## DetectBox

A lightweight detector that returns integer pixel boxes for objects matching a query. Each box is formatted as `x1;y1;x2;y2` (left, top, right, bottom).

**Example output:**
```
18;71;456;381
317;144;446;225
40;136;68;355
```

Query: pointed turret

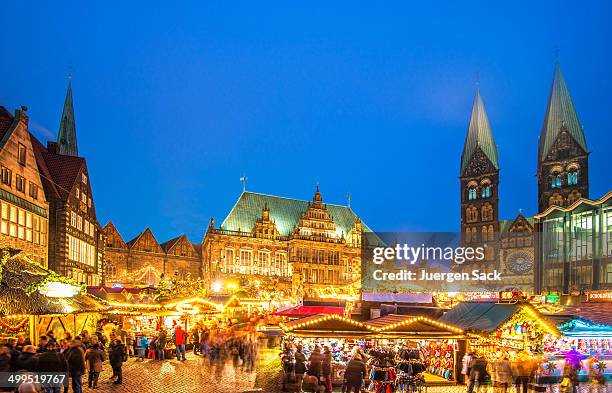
460;89;498;176
57;79;78;156
538;63;587;161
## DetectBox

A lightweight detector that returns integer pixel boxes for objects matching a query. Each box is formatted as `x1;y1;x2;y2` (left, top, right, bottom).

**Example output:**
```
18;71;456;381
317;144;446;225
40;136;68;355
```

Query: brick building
31;80;104;285
0;106;49;265
101;222;201;287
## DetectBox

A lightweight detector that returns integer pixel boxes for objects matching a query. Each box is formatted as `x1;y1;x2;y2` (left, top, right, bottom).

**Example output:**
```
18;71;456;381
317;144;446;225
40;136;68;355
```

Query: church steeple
538;63;587;161
459;88;499;263
537;64;589;212
57;78;78;156
460;88;498;176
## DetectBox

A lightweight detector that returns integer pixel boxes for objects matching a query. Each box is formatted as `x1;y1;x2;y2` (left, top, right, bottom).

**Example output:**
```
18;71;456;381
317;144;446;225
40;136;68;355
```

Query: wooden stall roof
0;251;106;315
439;301;559;336
366;314;464;337
281;314;375;337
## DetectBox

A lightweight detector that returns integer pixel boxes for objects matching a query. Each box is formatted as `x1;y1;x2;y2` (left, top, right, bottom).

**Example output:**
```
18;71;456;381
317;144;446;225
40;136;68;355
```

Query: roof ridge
243;190;350;208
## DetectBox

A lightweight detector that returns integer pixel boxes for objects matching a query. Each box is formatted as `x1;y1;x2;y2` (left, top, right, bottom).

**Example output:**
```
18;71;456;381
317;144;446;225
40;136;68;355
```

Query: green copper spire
538;63;587;161
57;78;78;156
460;88;498;175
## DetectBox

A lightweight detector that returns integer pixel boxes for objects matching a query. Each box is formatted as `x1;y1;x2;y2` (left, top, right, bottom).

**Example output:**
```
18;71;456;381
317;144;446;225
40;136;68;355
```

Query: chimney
16;106;28;126
47;142;58;154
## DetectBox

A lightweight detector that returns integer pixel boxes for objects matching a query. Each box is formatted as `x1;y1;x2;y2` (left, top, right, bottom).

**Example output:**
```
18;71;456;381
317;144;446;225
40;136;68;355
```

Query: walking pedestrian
84;343;105;389
468;354;488;393
173;325;187;361
321;346;332;393
157;329;167;360
34;341;67;393
344;353;367;393
16;345;38;372
109;339;125;385
294;345;307;393
64;340;85;393
307;345;323;380
191;328;200;355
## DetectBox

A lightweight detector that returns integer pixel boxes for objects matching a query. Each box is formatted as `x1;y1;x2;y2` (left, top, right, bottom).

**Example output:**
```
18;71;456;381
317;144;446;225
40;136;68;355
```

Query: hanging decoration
0;317;29;332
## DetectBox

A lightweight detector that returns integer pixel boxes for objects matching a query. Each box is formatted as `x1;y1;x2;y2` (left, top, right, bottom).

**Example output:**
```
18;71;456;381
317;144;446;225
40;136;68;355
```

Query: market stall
281;314;375;384
541;316;612;382
0;251;107;344
439;301;560;372
366;314;466;384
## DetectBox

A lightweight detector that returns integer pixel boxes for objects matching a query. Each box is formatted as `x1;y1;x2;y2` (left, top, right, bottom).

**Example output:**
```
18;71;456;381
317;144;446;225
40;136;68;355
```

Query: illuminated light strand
0;317;29;331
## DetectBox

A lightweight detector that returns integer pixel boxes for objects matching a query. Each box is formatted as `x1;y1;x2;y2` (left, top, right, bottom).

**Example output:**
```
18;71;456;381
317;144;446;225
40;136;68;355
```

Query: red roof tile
0;106;15;143
564;302;612;326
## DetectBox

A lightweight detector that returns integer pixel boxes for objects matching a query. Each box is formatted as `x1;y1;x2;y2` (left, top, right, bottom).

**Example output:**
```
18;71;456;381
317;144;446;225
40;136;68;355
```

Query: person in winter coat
495;357;513;393
321;347;333;393
294;345;307;393
344;354;367;393
85;343;105;389
468;355;489;393
109;339;126;385
307;345;323;379
191;328;200;355
16;346;38;372
461;352;474;385
157;329;167;360
64;340;86;393
35;342;68;393
173;325;187;361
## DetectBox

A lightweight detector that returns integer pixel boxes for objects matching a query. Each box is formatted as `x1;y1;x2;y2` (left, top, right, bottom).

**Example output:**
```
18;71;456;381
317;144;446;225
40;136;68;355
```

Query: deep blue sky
1;1;610;243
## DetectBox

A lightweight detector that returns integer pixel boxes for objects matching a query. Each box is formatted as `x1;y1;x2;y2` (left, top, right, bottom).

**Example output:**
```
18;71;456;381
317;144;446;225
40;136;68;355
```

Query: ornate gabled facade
31;135;104;286
460;89;499;263
101;224;201;287
0;106;49;265
203;189;367;298
537;64;589;213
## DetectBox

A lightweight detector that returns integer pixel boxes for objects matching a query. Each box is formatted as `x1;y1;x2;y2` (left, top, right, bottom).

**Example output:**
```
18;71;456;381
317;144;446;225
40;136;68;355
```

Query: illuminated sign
587;292;612;302
38;281;81;298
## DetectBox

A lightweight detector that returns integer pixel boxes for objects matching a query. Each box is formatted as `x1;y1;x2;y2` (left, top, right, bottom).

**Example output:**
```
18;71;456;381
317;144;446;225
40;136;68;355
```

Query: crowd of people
0;329;126;393
280;344;367;393
461;352;607;393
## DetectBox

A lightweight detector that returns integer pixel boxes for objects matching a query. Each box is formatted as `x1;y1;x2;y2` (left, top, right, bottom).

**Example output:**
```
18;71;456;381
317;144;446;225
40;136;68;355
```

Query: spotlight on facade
212;281;223;293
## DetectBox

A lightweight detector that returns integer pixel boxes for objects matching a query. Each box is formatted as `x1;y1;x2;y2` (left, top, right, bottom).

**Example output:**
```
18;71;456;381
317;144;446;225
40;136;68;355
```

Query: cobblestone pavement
83;351;610;393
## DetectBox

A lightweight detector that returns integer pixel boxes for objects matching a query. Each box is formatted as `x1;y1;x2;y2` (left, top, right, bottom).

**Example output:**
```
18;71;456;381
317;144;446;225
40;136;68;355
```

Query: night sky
1;1;610;243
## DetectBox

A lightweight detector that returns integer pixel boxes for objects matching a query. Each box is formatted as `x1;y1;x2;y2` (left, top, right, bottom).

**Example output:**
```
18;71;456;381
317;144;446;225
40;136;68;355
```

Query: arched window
481;185;492;198
468;188;477;200
487;225;495;241
551;174;563;188
567;190;582;205
549;194;564;207
481;203;493;221
466;206;478;223
567;171;578;186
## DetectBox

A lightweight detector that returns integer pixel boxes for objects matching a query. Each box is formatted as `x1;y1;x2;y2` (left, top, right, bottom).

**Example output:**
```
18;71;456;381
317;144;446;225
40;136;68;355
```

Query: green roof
460;89;498;175
538;64;587;161
220;191;371;238
439;301;520;333
57;80;78;157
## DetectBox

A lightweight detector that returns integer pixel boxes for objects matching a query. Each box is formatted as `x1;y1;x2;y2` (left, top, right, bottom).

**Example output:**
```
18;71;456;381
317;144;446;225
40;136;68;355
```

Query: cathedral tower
460;89;499;261
537;64;589;212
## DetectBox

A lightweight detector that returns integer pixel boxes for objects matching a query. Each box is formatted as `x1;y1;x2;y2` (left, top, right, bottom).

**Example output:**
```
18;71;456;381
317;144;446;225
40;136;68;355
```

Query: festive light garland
0;317;29;331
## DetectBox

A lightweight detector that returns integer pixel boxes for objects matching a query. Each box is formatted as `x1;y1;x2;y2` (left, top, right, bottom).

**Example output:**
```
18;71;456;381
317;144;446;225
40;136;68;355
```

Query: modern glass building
535;191;612;294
